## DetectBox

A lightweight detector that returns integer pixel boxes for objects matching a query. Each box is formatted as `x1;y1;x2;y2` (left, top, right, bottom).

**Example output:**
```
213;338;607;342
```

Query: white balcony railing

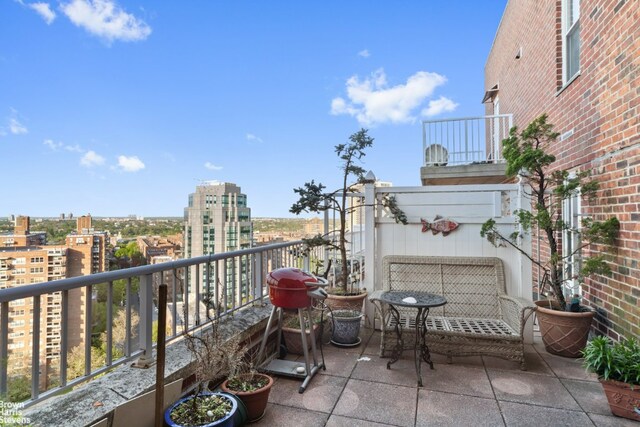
0;241;320;407
422;114;513;166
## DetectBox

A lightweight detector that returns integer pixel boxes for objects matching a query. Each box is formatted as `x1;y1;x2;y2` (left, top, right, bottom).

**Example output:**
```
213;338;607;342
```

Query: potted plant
582;336;640;421
290;129;407;346
220;368;274;423
164;319;248;427
281;309;323;355
290;129;407;311
481;114;619;357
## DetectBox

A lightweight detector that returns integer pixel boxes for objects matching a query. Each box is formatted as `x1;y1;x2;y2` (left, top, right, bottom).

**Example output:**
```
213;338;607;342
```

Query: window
14;257;26;265
13;268;25;275
30;267;44;274
563;0;580;82
562;182;581;296
30;257;44;263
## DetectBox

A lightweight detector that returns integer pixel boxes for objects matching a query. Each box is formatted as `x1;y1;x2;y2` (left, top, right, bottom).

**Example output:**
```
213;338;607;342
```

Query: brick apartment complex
485;0;639;339
0;215;107;386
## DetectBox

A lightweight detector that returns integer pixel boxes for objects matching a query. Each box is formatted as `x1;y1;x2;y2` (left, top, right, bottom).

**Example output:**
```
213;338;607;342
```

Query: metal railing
422;114;513;166
0;241;315;407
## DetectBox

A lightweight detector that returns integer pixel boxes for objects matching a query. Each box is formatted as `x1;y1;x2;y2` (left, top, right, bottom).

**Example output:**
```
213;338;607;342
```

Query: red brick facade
485;0;639;339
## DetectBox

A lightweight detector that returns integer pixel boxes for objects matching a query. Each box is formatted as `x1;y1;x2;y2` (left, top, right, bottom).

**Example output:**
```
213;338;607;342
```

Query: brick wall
485;0;639;339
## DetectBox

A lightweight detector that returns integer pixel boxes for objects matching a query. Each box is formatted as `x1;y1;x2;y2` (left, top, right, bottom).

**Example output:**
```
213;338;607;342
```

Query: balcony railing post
302;251;310;272
134;273;154;368
363;171;376;328
253;253;264;306
0;301;8;396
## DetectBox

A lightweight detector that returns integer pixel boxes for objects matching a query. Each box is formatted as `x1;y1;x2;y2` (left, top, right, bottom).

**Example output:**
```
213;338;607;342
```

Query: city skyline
1;1;506;217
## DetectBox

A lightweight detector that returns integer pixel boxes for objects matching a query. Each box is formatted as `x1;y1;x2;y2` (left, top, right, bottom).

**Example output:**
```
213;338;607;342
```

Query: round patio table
374;291;447;386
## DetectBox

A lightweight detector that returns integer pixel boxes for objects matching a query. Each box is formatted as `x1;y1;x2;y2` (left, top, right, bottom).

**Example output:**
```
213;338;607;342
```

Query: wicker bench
370;256;536;369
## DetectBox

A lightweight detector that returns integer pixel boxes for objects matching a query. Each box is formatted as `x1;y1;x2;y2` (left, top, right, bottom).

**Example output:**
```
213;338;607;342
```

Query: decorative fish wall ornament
421;216;459;236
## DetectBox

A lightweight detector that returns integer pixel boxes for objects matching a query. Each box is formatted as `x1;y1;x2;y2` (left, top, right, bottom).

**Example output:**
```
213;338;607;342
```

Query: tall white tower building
184;182;252;307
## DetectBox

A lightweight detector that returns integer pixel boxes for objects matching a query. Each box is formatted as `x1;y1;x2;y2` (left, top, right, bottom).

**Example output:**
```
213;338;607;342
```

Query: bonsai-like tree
290;129;406;294
481;114;619;310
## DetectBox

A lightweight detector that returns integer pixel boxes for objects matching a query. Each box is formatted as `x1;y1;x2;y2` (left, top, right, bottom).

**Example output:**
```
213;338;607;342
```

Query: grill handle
305;276;329;287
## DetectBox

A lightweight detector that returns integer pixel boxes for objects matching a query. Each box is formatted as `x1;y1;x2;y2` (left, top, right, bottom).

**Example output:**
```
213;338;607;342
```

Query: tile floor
253;329;639;426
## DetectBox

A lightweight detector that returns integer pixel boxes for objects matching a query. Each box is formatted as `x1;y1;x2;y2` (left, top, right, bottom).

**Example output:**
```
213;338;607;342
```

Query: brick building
0;215;107;388
485;0;639;339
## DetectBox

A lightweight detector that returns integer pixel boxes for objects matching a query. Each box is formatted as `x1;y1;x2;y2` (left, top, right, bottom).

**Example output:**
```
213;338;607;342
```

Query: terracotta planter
325;290;367;312
221;373;273;422
600;379;640;421
535;300;594;357
282;323;321;355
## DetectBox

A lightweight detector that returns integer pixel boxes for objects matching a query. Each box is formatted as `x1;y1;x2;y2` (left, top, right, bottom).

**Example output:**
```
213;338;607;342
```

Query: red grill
267;268;326;309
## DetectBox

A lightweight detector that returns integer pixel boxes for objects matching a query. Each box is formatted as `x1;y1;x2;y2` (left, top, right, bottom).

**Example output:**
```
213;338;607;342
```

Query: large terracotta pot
535;300;594;357
221;373;273;422
600;379;640;421
325;290;367;312
282;323;321;355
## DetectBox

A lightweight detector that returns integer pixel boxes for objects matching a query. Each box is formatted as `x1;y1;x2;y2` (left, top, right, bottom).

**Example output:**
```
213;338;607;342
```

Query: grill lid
267;268;320;289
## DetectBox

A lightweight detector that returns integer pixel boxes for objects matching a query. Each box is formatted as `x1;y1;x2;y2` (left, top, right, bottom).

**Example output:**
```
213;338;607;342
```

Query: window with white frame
562;184;581;296
563;0;581;82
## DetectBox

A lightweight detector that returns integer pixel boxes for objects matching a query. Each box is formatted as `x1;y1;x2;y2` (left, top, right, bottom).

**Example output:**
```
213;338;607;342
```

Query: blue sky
1;0;507;218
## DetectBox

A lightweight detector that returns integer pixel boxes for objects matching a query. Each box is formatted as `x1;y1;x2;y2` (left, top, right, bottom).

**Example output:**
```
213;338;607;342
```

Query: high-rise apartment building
184;182;252;306
0;215;107;388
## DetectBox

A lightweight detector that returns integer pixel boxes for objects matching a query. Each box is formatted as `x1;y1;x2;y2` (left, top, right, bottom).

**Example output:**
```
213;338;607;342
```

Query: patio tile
488;369;581;410
319;346;362;378
416;390;504;427
333;379;416;427
536;351;598;381
268;373;347;413
362;331;382;356
252;403;329;427
499;401;594;427
561;379;611;415
421;363;494;398
482;351;554;376
326;414;396;427
351;354;421;387
588;413;640;427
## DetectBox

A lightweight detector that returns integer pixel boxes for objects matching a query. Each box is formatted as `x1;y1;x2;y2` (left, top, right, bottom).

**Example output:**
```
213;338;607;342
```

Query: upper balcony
421;114;513;185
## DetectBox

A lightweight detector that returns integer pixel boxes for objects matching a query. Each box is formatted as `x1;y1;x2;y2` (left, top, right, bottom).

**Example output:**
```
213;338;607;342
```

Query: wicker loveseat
370;256;536;369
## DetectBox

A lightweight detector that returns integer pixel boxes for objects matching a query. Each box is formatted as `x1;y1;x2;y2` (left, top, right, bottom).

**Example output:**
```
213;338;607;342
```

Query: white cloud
29;2;56;24
44;139;85;153
80;150;105;167
61;0;152;43
330;68;448;126
117;155;145;172
204;162;223;171
9;117;28;134
421;96;459;117
246;133;263;143
64;144;83;152
358;49;370;58
43;139;62;150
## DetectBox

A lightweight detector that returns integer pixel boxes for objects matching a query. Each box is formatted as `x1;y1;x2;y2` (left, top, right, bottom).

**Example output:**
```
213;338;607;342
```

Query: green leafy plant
582;336;640;385
481;114;619;310
290;129;407;294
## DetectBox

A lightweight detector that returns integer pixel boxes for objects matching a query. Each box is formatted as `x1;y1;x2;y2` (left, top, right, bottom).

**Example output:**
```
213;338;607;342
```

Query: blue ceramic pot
164;392;238;427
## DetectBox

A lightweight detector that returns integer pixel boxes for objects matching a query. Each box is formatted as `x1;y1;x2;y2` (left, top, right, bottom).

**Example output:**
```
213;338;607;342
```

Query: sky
1;0;507;218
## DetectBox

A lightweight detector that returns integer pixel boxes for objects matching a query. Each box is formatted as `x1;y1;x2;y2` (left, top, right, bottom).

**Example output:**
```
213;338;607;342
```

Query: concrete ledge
421;163;510;185
24;303;273;427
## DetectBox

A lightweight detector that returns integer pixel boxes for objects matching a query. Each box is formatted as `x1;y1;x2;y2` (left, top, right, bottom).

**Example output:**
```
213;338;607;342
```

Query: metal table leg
414;307;432;387
386;304;404;369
